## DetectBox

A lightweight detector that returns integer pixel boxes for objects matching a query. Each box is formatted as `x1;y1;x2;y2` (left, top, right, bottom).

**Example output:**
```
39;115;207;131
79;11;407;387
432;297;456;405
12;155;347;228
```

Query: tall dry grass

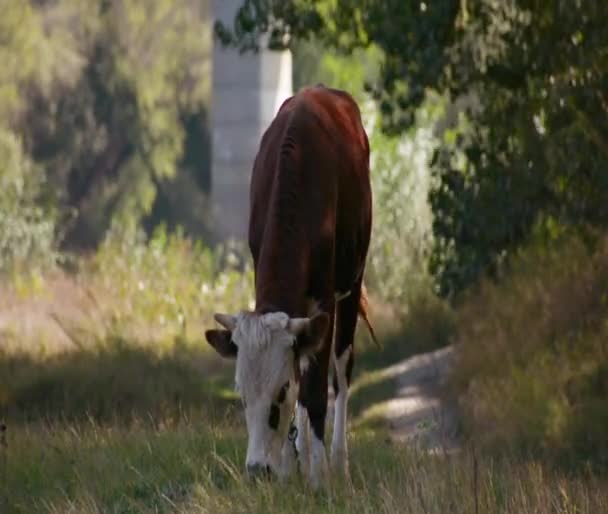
2;215;607;512
0;224;254;355
452;232;608;468
4;420;608;514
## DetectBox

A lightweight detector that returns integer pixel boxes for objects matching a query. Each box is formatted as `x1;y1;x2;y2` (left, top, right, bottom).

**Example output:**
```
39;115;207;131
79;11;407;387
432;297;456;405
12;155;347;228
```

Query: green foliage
88;222;254;342
292;39;382;98
429;0;608;295
452;232;608;468
0;1;86;122
215;0;459;131
0;226;253;357
0;129;57;274
293;39;443;310
0;0;212;253
218;0;608;297
366;102;440;306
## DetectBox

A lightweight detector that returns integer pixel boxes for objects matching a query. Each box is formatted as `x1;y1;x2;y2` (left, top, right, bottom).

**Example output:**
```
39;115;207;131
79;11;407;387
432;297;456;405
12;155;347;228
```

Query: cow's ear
205;329;238;358
291;312;330;356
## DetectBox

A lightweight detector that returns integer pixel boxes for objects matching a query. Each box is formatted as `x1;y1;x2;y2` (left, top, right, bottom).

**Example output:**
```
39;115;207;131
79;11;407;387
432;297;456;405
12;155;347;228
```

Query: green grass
0;337;236;425
2;317;607;513
2;230;607;513
4;417;608;513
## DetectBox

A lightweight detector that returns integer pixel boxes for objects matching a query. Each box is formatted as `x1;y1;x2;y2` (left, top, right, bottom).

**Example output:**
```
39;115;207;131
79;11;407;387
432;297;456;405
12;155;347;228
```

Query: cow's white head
205;310;329;479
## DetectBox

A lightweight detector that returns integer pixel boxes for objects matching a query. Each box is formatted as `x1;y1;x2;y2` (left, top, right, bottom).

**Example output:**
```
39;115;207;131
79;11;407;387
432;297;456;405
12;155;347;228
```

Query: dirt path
383;345;460;453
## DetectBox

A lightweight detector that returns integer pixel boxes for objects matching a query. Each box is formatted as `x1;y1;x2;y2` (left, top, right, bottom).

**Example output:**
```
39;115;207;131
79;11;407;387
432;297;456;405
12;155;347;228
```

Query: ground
2;287;607;512
384;345;459;452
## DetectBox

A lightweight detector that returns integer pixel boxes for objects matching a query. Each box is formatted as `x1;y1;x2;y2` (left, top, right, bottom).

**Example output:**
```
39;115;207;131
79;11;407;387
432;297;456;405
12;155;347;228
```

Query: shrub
0;221;254;355
365;102;439;310
85;222;254;344
0;129;57;275
452;231;608;468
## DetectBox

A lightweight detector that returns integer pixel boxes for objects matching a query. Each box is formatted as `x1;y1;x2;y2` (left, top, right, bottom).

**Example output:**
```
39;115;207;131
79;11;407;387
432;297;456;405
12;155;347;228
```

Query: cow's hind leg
331;281;360;478
294;400;310;477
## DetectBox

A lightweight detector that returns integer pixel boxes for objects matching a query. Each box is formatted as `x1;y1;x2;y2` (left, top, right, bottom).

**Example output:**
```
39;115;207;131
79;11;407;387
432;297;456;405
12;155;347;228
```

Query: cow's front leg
294;402;310;477
299;379;329;489
331;345;352;478
331;279;361;480
307;400;329;489
299;329;333;488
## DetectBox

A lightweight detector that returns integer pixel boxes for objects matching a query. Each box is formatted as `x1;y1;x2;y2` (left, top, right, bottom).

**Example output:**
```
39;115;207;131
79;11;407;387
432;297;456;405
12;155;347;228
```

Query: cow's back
249;86;371;314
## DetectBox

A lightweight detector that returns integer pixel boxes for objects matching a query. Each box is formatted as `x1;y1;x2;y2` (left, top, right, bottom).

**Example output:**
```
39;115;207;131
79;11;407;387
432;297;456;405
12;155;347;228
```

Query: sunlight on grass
2;227;607;513
353;401;394;430
4;418;608;514
349;365;403;428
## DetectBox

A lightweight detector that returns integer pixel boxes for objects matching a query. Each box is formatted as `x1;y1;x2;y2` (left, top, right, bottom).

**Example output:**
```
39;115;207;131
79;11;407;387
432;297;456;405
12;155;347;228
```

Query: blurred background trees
217;0;608;297
3;0;606;298
0;0;212;270
8;0;607;301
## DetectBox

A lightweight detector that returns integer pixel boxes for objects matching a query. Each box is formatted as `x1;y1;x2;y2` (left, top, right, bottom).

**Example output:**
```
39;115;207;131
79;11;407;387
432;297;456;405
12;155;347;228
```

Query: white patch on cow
231;311;298;475
244;399;281;470
331;346;351;477
294;402;310;478
299;356;310;374
310;431;328;489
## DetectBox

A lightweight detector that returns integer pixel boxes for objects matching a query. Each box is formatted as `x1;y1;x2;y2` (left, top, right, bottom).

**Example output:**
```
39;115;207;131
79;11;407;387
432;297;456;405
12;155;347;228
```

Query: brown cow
205;85;374;488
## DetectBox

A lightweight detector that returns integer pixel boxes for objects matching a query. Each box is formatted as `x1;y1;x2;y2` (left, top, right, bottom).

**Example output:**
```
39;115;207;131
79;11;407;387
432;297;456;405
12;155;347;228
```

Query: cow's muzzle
246;462;273;481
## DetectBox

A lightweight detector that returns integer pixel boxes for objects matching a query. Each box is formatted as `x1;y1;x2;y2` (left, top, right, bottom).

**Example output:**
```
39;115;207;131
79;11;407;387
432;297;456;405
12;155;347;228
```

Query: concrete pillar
211;0;293;241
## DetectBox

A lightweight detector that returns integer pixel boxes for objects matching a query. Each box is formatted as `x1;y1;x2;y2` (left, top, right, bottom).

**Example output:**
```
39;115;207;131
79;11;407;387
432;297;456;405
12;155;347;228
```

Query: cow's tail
358;283;380;347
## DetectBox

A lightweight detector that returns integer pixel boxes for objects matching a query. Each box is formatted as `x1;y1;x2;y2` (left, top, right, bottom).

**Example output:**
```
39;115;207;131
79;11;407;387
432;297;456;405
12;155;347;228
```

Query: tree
216;0;608;296
1;0;213;252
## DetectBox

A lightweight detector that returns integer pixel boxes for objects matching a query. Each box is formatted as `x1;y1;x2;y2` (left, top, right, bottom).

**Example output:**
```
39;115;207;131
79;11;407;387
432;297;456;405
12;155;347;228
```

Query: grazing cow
205;85;375;488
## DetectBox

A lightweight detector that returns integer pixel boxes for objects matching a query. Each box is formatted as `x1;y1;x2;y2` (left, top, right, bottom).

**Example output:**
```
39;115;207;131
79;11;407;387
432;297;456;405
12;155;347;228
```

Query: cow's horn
214;313;237;331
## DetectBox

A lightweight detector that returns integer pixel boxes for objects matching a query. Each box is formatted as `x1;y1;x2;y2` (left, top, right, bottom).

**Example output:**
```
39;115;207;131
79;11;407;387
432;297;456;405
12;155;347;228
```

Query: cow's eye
277;381;289;404
268;404;280;430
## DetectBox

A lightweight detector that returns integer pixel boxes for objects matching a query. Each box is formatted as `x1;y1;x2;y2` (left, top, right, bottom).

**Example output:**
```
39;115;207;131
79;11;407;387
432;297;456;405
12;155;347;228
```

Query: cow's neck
253;126;311;317
254;224;309;318
254;256;308;317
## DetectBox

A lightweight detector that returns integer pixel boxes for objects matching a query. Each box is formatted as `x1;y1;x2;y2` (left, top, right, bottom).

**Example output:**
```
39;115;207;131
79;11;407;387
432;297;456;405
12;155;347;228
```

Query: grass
0;225;254;354
4;417;608;513
0;337;236;425
2;303;606;513
2;230;607;513
451;232;608;469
